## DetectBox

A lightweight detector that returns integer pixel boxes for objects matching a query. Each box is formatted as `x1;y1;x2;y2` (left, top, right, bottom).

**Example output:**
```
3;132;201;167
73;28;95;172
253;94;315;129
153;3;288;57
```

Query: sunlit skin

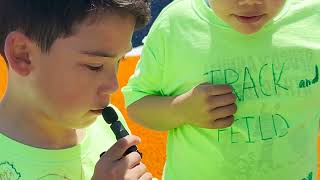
209;0;286;34
0;12;135;149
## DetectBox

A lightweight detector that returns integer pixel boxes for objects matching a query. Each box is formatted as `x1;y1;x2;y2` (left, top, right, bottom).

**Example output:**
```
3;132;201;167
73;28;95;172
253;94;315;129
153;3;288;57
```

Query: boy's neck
0;92;86;150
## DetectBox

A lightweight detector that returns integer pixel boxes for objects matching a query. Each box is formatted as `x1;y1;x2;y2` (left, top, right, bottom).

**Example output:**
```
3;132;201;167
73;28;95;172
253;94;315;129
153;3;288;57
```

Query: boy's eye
85;64;104;72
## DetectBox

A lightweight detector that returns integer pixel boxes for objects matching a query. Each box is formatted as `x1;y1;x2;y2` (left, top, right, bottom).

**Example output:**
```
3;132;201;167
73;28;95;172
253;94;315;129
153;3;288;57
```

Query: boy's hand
92;135;153;180
172;83;237;129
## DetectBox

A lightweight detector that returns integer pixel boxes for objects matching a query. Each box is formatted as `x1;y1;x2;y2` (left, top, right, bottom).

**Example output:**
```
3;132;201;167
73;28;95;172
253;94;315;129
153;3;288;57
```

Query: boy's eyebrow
81;46;133;58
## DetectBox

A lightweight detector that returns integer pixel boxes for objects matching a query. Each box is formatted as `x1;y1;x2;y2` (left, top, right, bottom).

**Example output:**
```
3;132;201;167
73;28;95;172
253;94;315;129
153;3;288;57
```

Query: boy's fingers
139;172;153;180
207;93;236;109
103;135;141;161
199;83;233;96
211;115;234;128
130;163;148;179
120;151;142;169
209;103;237;119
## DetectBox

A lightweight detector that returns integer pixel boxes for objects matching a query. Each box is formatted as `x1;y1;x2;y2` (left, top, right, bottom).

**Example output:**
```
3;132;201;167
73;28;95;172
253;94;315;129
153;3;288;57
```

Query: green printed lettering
224;68;241;101
258;115;272;141
242;67;259;101
244;116;255;143
312;65;319;84
231;120;241;144
272;115;278;137
305;79;312;87
272;114;290;137
216;113;290;143
299;65;319;89
301;171;313;180
0;162;21;180
217;128;228;143
272;63;288;93
259;64;271;96
299;80;306;88
204;70;221;84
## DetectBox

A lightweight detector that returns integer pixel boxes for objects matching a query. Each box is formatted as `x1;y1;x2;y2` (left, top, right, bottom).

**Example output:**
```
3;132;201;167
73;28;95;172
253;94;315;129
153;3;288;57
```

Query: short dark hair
0;0;151;60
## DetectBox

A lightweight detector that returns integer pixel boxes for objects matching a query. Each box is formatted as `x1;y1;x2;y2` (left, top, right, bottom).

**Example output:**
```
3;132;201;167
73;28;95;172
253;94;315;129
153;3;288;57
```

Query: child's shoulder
289;0;320;11
291;0;319;5
159;0;192;14
148;0;201;36
153;0;196;24
278;0;320;24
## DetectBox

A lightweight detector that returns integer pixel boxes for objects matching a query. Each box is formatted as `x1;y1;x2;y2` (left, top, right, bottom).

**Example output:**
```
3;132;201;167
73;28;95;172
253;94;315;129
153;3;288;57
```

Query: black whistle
100;106;142;158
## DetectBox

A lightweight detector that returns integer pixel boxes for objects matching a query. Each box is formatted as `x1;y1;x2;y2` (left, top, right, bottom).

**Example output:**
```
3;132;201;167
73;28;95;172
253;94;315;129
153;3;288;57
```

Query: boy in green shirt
0;0;153;179
123;0;320;179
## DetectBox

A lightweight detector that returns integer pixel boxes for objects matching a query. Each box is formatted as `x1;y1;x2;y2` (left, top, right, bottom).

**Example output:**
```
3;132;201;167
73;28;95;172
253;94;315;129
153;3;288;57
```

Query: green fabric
0;105;129;180
122;0;320;179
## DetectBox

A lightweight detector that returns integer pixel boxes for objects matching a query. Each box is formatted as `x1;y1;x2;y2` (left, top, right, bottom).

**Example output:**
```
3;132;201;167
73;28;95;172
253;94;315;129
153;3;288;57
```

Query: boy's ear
4;31;34;76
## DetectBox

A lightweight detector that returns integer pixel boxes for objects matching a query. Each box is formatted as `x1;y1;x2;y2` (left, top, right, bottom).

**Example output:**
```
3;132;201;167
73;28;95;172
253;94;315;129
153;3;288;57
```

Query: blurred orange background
0;55;319;179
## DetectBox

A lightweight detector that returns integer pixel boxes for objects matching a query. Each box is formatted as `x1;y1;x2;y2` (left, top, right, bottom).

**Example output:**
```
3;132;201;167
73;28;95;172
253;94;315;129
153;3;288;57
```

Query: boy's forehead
54;12;134;56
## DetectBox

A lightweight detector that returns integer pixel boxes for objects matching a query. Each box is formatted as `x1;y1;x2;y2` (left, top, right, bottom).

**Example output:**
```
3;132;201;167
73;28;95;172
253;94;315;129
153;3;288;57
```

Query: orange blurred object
0;56;8;101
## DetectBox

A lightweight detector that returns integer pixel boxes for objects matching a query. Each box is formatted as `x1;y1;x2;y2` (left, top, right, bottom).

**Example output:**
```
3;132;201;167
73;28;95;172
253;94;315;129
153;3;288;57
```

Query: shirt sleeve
122;22;167;108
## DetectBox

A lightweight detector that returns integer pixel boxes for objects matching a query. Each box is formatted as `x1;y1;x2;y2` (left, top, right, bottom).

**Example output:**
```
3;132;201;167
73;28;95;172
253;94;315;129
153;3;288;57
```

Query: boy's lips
234;14;265;23
90;109;104;114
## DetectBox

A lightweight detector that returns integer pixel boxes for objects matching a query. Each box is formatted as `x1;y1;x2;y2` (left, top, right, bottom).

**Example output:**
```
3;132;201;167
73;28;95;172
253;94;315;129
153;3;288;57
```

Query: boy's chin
65;117;98;129
238;28;262;34
234;25;264;35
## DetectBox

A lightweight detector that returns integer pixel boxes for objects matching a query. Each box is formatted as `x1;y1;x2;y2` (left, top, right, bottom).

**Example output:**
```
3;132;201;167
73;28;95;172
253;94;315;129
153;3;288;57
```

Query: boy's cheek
44;91;89;114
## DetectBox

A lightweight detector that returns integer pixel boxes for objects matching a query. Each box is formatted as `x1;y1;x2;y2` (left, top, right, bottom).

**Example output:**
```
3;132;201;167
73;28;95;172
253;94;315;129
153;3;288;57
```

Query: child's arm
127;83;237;131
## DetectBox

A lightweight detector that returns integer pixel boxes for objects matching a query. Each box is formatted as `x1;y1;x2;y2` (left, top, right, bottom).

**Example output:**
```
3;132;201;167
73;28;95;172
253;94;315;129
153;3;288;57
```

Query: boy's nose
98;76;119;96
238;0;263;5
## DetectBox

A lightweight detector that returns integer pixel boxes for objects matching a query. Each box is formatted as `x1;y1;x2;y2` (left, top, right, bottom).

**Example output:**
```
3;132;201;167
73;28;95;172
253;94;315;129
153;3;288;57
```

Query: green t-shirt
122;0;320;179
0;105;129;180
